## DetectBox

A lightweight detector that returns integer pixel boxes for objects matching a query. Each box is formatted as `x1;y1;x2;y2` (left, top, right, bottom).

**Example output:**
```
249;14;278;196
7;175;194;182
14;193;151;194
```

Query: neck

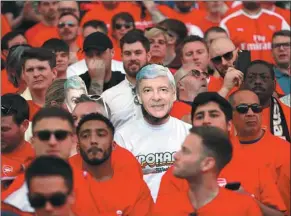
187;173;219;210
31;90;46;107
42;17;58;27
126;75;136;86
179;91;197;103
164;46;176;65
261;98;271;108
57;71;67;79
277;66;290;76
104;68;112;83
237;128;264;142
206;12;221;23
83;159;113;182
68;40;79;52
243;7;261;15
262;4;275;11
150;56;165;65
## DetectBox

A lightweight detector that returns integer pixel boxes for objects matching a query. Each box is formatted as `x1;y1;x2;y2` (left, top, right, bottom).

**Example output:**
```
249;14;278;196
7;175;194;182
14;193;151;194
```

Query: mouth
33;80;43;85
47;150;60;156
253;87;265;92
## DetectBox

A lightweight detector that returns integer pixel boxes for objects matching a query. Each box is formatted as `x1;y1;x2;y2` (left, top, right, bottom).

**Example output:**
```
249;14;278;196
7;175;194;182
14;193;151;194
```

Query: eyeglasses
1;105;17;115
235;103;262;114
272;42;291;49
114;23;132;30
33;130;73;141
58;21;77;28
28;192;69;209
211;51;234;65
181;69;209;81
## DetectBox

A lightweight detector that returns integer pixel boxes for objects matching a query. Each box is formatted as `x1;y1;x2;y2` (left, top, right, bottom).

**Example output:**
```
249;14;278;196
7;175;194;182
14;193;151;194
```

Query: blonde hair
45;79;67;107
144;28;170;42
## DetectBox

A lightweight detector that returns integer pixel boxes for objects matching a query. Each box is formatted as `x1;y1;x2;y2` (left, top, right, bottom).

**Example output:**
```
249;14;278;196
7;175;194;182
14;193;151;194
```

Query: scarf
270;97;290;142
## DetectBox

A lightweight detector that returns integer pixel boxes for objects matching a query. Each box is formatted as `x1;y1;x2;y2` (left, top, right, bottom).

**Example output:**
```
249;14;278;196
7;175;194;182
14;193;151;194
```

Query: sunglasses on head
114;23;132;30
34;130;72;141
28;192;69;209
235;103;262;114
1;105;17;115
211;51;234;65
58;21;76;28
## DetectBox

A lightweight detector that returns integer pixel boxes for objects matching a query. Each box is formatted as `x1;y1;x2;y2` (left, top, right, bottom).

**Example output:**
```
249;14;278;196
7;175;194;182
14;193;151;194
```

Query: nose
245;107;255;116
279;45;285;51
202;115;211;126
48;134;58;146
221;57;228;66
90;133;98;145
152;90;161;101
44;201;54;212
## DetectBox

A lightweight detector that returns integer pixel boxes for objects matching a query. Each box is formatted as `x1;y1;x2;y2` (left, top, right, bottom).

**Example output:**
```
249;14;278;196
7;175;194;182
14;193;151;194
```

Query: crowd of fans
1;1;290;216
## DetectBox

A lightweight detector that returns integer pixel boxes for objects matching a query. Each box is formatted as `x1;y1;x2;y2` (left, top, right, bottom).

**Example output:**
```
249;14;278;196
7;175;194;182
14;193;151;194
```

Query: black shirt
80;71;125;92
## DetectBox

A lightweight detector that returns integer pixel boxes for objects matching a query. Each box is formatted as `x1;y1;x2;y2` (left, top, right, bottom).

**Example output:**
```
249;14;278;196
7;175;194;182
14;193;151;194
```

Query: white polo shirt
114;117;191;202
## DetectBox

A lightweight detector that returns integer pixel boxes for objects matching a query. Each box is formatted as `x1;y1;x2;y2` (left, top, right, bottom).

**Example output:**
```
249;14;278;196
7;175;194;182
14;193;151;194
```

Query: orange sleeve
1;69;19;96
1;15;11;38
170;101;192;120
27;100;42;121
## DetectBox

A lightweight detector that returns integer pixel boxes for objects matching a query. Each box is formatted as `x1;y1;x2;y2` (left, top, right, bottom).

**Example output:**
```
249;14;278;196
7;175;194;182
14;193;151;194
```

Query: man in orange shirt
25;1;59;47
22;48;57;121
155;126;262;215
220;2;290;63
261;2;290;25
73;112;153;215
1;94;35;191
156;92;287;216
243;60;290;142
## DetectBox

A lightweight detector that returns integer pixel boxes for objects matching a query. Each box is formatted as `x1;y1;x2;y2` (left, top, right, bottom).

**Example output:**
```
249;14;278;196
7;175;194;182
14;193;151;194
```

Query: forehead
234;91;259;105
33;118;72;131
73;102;103;115
210;40;234;57
30;176;67;192
183;133;203;151
247;64;272;76
194;101;224;114
1;115;16;125
24;59;50;68
206;31;227;42
122;42;145;52
80;119;110;131
273;35;290;43
183;41;207;52
150;33;166;41
59;1;78;8
59;15;78;22
66;88;85;96
139;76;171;88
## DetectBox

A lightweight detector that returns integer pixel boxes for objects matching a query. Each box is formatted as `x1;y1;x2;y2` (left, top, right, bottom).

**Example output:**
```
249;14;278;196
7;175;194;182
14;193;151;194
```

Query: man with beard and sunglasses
243;60;290;142
101;30;150;130
114;64;191;202
220;1;290;63
73;113;153;215
25;156;77;216
229;89;290;215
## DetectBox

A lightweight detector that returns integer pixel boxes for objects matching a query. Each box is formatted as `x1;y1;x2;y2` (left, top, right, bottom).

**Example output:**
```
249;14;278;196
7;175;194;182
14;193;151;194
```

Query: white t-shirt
101;78;143;130
66;59;125;78
114;117;191;202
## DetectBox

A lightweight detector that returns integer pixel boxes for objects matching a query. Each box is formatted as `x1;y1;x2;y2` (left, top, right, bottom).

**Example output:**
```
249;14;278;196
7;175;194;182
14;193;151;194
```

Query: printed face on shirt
244;63;275;104
173;133;207;178
232;90;262;137
31;118;74;160
23;59;57;92
113;18;134;41
182;41;210;72
122;41;150;79
55;51;69;75
1;115;26;153
58;14;79;43
72;102;107;128
149;33;167;61
29;175;74;216
192;102;231;133
64;88;87;113
38;1;59;21
209;38;238;77
272;35;290;68
78;120;113;166
138;76;176;123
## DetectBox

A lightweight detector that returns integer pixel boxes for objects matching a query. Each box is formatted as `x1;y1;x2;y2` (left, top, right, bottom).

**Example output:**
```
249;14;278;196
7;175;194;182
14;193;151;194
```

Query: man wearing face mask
114;64;191;202
220;1;290;63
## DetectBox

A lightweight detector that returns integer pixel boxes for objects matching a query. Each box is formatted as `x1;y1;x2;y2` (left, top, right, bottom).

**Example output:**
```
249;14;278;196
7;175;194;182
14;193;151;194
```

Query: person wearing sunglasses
209;37;244;98
171;64;208;123
57;12;82;65
111;12;135;62
155;92;286;216
1;94;35;191
243;60;290;142
229;89;291;216
271;30;290;97
25;156;77;216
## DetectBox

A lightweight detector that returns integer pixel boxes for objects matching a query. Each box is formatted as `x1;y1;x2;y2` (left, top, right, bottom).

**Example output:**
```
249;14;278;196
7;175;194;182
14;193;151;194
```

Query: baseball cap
83;32;113;53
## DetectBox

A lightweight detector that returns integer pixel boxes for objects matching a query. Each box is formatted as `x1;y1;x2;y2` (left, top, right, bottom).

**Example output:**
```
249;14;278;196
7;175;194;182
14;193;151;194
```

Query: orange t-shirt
208;76;238;97
261;99;291;140
1;15;11;38
170;101;192;120
69;142;143;178
220;9;290;63
154;185;262;216
27;100;42;121
1;69;19;96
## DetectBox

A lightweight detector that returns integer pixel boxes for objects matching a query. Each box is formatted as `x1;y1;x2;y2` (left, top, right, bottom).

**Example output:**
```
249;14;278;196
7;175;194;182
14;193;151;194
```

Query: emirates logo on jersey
3;165;13;176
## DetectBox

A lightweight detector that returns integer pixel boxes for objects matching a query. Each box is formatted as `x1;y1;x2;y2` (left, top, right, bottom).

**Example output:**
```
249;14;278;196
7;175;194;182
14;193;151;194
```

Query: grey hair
45;79;67;107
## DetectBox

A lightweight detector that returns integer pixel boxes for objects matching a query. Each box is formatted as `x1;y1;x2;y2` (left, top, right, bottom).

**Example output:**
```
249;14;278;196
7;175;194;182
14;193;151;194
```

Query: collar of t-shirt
141;116;173;131
239;130;265;145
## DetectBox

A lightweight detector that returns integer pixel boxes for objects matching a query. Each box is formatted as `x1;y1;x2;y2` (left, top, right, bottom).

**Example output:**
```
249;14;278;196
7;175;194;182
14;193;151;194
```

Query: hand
86;58;106;81
223;67;244;90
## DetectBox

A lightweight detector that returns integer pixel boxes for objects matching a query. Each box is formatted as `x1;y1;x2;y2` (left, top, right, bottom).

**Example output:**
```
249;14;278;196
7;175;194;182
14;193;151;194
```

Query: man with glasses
243;60;290;142
271;30;291;96
1;94;35;191
25;156;77;216
170;63;208;123
229;89;290;215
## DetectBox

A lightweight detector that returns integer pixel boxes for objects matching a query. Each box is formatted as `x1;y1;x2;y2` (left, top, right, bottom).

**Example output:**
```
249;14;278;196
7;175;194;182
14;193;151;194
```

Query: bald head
209;37;236;59
229;90;260;108
58;1;80;18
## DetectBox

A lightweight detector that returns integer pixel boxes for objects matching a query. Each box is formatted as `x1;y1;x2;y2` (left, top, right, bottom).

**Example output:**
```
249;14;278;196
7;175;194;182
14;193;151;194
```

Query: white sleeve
281;19;290;30
114;131;127;149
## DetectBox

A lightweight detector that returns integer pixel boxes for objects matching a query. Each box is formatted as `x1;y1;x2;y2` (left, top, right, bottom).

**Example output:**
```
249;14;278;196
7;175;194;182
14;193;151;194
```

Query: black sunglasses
114;23;132;30
1;105;17;115
58;21;76;28
211;51;234;65
28;192;69;209
235;103;262;114
181;69;209;81
34;130;72;141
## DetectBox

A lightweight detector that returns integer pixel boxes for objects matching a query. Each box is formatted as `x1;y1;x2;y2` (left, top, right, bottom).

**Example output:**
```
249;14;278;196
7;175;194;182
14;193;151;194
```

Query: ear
167;36;176;45
146;52;151;62
67;192;75;205
52;67;57;80
227;120;233;133
200;157;216;172
20;119;30;133
137;94;142;104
